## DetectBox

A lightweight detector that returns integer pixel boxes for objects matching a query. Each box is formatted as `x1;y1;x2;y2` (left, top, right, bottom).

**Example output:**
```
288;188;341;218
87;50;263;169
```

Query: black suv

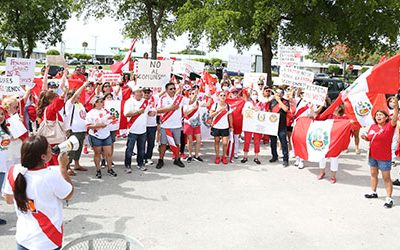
313;77;347;100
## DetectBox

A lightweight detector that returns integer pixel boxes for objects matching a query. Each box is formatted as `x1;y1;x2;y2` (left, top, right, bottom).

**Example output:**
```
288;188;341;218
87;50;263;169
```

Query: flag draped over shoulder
293;117;351;162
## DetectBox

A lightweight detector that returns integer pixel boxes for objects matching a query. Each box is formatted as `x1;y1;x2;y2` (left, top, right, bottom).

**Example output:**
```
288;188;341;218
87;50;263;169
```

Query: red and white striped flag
292;117;352;162
165;128;179;157
227;132;235;162
111;37;138;74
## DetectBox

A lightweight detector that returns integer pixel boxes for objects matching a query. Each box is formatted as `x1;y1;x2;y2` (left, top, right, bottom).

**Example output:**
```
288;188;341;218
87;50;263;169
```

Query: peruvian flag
345;92;387;127
165;128;179;157
344;54;400;95
202;70;217;95
293;117;352;162
110;37;138;74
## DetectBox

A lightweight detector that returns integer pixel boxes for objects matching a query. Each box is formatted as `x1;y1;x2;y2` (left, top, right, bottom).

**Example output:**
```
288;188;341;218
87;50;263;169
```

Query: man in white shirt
143;87;157;165
156;82;188;169
123;85;150;173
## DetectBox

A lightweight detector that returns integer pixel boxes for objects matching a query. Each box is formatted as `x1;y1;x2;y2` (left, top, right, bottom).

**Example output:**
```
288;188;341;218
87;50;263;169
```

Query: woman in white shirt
0;105;12;225
3;135;73;250
85;95;117;178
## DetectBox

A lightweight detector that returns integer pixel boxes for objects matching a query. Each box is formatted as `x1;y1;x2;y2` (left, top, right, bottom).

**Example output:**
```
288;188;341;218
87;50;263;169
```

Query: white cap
131;85;143;92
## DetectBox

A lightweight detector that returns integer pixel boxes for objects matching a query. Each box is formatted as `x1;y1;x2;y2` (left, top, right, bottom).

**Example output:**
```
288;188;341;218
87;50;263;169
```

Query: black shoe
269;158;278;163
283;161;289;167
107;168;117;177
241;158;248;163
101;159;106;169
187;157;193;163
112;161;115;166
193;156;203;162
0;218;6;225
96;170;102;179
156;159;164;169
254;158;261;165
384;200;394;209
174;159;185;168
393;179;400;186
365;193;378;199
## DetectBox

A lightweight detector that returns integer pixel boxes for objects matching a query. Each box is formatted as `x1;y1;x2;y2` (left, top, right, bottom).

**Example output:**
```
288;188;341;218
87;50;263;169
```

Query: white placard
173;60;205;75
302;84;328;106
279;67;314;87
278;45;301;67
46;55;65;65
5;58;36;87
242;110;280;136
243;73;268;88
199;107;212;141
7;114;28;139
228;55;252;73
104;100;121;131
136;59;172;87
0;76;24;97
102;73;121;83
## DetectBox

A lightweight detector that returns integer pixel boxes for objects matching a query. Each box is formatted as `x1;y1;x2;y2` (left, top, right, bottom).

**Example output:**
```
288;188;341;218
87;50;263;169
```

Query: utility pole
93;35;98;59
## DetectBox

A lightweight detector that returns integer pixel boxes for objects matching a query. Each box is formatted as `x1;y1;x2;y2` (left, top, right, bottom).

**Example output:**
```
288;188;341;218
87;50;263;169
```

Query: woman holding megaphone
3;135;73;250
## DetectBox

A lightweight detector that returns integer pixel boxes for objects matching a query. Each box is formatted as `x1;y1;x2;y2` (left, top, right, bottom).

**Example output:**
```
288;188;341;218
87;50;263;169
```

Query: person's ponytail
14;174;28;212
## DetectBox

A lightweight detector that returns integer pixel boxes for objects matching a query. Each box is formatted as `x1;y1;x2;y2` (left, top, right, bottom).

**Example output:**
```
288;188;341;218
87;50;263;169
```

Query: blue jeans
145;126;157;160
125;132;146;167
270;129;289;162
17;243;61;250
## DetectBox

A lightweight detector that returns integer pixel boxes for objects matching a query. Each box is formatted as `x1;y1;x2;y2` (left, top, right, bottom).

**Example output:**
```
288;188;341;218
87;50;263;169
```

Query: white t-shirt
124;98;149;134
64;99;87;132
0;127;11;173
85;108;111;139
3;165;72;250
158;94;188;129
211;103;231;129
183;101;201;127
146;96;157;127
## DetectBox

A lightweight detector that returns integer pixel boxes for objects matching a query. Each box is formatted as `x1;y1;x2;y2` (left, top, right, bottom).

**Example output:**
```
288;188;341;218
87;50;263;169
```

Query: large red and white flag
292;117;352;162
110;37;138;74
166;128;179;157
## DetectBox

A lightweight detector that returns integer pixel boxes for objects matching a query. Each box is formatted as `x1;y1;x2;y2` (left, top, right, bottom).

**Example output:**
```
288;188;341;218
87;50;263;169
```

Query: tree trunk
259;34;273;86
150;29;158;59
18;39;25;58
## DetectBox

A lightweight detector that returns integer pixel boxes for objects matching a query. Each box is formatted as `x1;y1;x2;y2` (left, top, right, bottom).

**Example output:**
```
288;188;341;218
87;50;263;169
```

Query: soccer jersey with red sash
211;103;230;129
4;165;72;249
183;101;199;125
159;94;186;129
125;98;149;134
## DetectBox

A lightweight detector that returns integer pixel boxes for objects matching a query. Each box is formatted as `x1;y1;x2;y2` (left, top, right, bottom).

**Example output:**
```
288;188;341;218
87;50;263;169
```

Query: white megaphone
52;136;80;155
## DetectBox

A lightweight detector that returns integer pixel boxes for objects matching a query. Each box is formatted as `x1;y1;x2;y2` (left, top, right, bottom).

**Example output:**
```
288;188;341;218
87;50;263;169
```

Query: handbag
37;108;66;145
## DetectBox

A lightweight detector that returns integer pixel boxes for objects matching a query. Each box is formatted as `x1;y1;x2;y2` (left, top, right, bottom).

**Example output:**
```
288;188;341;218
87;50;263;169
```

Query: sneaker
222;156;228;165
294;158;299;167
101;159;106;169
83;146;89;155
187;157;193;163
0;218;6;225
137;165;147;171
107;168;117;177
125;167;132;174
298;161;304;169
384;200;394;209
364;193;378;199
145;159;154;166
193;156;204;162
215;157;220;164
254;158;261;165
180;153;187;159
393;179;400;186
241;158;248;163
112;162;115;167
156;159;164;169
96;170;102;179
174;159;185;168
283;161;289;167
269;158;278;163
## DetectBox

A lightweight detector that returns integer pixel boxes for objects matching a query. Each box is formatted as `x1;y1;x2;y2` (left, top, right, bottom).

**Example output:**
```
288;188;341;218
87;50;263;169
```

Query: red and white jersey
211;103;231;129
158;94;188;129
3;165;72;249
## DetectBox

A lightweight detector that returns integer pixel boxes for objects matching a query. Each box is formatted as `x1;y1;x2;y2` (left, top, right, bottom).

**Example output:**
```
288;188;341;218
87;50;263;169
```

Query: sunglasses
144;91;151;94
168;88;176;91
189;92;196;95
258;83;264;86
219;94;226;97
264;89;271;92
232;92;238;94
104;85;111;88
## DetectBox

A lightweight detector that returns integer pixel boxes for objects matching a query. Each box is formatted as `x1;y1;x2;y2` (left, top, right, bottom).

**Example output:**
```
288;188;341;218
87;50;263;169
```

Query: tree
0;0;72;58
75;0;186;59
82;41;88;54
46;49;61;55
175;0;400;85
327;65;340;76
113;54;124;61
171;48;206;55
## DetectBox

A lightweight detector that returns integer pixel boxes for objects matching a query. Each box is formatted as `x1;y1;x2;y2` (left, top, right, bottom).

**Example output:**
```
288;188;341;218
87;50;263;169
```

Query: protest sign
242;111;280;136
46;55;65;65
278;45;302;67
104;100;121;131
279;67;315;87
5;58;36;87
228;55;252;73
302;84;328;106
7;114;28;139
0;76;24;97
199;107;213;141
136;59;172;87
243;73;268;88
102;73;121;83
173;60;205;75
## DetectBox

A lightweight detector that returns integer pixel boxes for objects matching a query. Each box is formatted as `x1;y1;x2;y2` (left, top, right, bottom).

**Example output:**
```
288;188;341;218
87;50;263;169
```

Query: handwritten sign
228;55;252;73
243;73;268;88
102;73;121;83
173;60;205;75
279;67;315;87
0;76;24;97
242;110;280;136
5;58;36;87
278;45;302;67
302;84;328;106
136;59;172;87
46;55;65;65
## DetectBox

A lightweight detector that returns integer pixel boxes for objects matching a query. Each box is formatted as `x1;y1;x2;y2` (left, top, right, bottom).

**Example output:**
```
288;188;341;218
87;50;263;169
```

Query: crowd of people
1;54;400;248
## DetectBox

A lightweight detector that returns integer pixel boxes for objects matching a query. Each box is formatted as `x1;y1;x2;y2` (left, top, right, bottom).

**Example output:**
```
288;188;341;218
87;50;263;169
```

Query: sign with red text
279;67;315;87
0;76;24;97
278;45;302;67
136;59;172;87
5;58;36;87
302;84;328;106
102;73;121;83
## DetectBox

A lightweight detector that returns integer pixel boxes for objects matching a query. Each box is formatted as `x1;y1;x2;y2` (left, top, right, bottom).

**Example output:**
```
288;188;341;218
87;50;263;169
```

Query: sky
43;16;261;60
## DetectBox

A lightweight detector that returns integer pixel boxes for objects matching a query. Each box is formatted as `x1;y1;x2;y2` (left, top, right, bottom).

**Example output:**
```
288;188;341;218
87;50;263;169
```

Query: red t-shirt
70;73;87;82
368;122;395;161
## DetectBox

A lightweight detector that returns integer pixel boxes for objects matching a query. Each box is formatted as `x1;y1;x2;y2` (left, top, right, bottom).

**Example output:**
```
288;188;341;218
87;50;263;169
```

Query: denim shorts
89;135;112;147
368;157;392;171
